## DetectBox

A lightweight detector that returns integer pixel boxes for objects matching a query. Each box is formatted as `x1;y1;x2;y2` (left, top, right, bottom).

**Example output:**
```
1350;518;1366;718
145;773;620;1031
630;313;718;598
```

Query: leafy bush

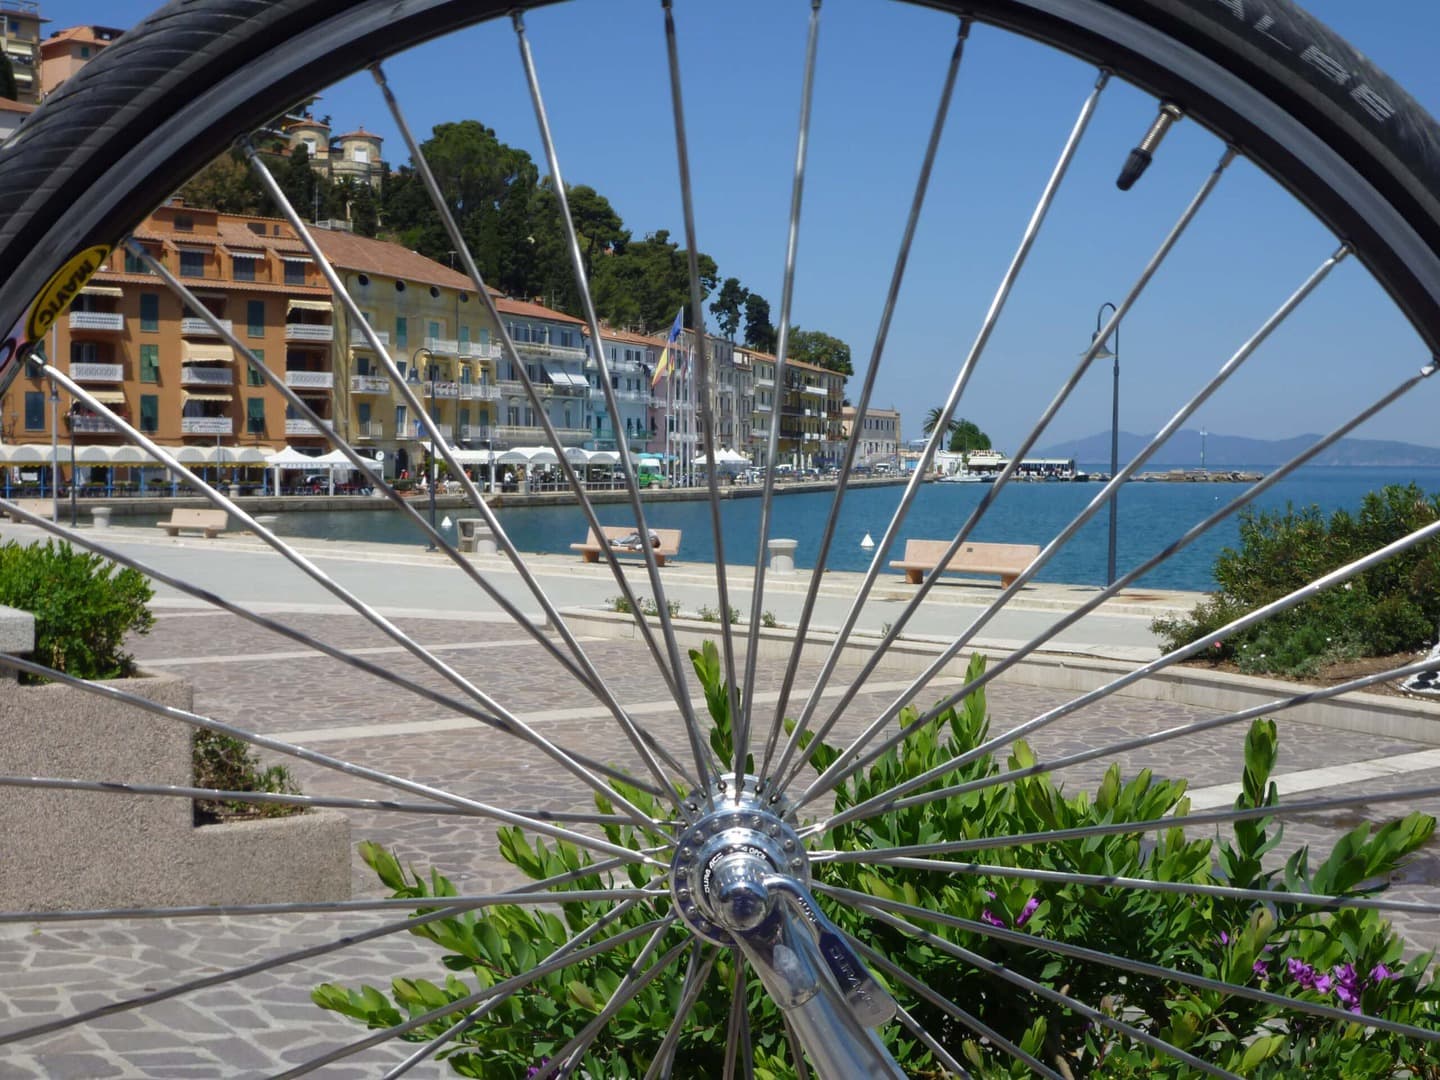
315;646;1439;1077
0;539;154;682
1153;484;1440;676
697;604;741;624
191;730;303;824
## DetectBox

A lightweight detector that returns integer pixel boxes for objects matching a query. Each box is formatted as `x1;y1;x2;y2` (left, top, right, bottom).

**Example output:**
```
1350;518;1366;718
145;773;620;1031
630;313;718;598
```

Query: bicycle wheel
2;1;1440;1076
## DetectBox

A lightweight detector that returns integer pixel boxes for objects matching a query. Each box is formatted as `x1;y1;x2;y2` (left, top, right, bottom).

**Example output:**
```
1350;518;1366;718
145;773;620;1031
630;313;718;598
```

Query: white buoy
860;532;875;549
441;515;453;529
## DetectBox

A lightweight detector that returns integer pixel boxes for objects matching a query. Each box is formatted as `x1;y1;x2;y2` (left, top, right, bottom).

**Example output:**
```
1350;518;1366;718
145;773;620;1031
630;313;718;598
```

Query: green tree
787;327;853;376
272;144;327;222
0;52;17;102
948;418;991;453
591;229;716;333
743;292;777;352
922;406;955;438
710;277;749;341
178;150;269;215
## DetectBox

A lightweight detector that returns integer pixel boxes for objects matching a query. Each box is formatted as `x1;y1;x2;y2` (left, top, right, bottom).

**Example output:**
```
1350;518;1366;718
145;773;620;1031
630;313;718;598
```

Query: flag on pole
651;307;684;387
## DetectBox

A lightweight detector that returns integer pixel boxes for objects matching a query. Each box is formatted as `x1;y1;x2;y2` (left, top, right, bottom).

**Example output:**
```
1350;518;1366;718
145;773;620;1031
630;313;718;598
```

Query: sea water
257;466;1440;592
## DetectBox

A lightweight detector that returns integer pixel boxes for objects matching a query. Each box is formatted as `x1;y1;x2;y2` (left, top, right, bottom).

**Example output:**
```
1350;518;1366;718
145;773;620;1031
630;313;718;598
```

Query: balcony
804;383;827;395
285;323;334;342
459;341;501;359
285;370;335;390
425;381;461;399
70;415;120;434
180;367;234;386
461;383;499;401
285;418;332;437
69;311;124;332
460;424;491;442
180;317;233;336
423;336;459;356
513;339;588;363
71;362;123;382
493;425;590;448
350;375;391;394
354;420;385;439
181;416;233;435
351;329;390;347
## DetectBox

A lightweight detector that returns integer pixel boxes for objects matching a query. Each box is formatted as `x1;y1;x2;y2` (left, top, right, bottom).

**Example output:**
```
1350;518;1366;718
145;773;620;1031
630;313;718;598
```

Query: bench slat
889;538;1038;586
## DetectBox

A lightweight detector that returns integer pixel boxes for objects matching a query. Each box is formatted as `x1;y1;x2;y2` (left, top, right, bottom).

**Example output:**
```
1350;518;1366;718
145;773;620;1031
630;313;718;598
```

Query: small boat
940;472;989;483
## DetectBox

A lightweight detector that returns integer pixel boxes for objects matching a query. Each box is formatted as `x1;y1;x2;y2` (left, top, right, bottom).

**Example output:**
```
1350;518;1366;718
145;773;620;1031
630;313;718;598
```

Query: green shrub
315;645;1439;1076
0;539;154;682
191;730;303;824
1153;484;1440;676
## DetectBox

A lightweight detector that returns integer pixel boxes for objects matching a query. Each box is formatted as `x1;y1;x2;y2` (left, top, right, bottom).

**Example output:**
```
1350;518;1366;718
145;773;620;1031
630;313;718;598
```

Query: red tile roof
492;295;584;325
310;229;477;291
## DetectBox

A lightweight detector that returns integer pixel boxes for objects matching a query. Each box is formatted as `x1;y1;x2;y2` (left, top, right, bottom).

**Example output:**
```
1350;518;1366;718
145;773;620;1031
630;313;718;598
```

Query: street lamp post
66;406;78;527
413;347;439;551
1092;302;1120;586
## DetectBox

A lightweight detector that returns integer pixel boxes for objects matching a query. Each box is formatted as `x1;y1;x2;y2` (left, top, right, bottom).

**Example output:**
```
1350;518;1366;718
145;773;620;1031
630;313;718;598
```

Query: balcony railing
69;311;124;332
285;323;334;342
460;341;501;359
180;367;234;386
425;381;461;399
180;317;233;336
71;362;123;382
513;340;588;363
355;420;385;439
351;329;390;347
285;417;332;437
460;424;491;442
69;415;120;434
285;370;335;390
461;383;500;401
423;336;458;356
181;416;233;435
492;425;590;448
350;375;391;394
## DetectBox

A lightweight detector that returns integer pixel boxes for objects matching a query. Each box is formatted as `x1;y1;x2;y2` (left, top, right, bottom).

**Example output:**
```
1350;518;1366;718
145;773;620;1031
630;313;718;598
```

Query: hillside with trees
176;119;849;375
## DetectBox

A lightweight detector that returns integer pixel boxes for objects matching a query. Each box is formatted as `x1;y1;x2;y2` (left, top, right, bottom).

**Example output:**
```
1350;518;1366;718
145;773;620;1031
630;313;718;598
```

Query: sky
38;1;1440;450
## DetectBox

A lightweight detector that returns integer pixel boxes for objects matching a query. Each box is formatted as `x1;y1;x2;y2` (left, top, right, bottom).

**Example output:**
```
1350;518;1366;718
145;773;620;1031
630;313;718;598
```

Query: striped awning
182;341;233;363
287;299;332;313
86;391;127;405
280;255;313;264
227;249;264;259
181;391;232;403
80;286;123;298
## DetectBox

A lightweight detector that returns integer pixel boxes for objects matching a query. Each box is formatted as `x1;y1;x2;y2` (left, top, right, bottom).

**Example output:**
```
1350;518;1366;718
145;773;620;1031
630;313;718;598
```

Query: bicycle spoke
643;943;717;1080
820;652;1440;831
274;916;673;1079
383;897;652;1079
740;0;824;738
757;15;971;785
795;237;1343;807
506;20;716;792
661;0;744;779
0;652;661;867
894;1005;972;1079
802;505;1440;827
529;923;685;1080
812;780;1440;858
723;948;755;1080
240;148;694;811
2;499;672;800
824;884;1440;1044
0;903;473;1047
767;69;1112;791
849;934;1061;1079
841;897;1240;1077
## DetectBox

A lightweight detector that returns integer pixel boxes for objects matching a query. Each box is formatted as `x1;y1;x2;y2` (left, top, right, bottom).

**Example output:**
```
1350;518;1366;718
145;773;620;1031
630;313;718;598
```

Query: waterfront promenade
3;521;1440;1076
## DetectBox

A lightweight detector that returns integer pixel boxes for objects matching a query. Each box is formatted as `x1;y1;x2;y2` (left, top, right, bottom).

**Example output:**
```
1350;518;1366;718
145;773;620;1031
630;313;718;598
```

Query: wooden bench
3;498;55;523
157;508;229;539
889;538;1039;588
571;526;682;567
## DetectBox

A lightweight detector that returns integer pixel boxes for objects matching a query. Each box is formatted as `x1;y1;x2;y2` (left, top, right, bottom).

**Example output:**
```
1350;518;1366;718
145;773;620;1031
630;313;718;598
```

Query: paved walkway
1;523;1437;1076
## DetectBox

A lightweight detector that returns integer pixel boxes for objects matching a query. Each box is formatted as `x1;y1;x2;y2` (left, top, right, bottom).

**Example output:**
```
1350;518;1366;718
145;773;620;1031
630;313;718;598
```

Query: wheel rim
1;1;1439;1076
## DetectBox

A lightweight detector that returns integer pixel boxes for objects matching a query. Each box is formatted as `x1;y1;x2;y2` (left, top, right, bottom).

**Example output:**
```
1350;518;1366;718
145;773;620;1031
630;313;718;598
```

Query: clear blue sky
42;1;1440;450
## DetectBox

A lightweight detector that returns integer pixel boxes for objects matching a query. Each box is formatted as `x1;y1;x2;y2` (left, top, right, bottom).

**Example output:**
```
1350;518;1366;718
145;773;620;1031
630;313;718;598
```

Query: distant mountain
1035;429;1440;468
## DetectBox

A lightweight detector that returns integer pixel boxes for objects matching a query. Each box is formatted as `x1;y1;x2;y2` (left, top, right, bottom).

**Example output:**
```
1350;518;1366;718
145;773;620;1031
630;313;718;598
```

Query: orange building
38;23;122;99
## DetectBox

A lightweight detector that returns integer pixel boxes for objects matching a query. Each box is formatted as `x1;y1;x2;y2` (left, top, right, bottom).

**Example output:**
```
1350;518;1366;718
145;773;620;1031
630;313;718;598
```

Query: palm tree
922;406;957;439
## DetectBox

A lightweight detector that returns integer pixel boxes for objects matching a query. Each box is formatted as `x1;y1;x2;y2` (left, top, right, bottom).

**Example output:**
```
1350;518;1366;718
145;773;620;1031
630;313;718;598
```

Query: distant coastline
1039;428;1440;469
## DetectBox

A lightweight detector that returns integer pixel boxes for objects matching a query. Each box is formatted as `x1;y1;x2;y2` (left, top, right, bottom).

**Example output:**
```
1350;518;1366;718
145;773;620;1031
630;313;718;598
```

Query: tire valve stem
1117;103;1183;190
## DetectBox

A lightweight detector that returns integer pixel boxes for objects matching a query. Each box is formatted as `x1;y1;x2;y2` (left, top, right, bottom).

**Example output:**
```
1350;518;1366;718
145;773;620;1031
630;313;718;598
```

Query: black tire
2;0;1440;352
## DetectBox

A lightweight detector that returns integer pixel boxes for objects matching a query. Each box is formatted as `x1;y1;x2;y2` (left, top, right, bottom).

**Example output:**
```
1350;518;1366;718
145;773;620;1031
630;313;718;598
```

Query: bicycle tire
2;0;1440;358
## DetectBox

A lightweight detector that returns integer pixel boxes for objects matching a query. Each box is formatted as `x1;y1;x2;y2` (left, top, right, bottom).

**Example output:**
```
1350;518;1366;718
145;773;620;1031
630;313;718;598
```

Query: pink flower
1371;963;1397;982
1253;960;1268;977
980;909;1006;929
1015;897;1040;928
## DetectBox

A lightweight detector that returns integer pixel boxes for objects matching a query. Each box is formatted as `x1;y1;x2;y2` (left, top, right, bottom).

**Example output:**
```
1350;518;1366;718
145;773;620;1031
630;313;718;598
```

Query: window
179;250;205;277
139;293;159;331
428;321;441;340
458;326;469;346
232;256;255;282
139;395;159;434
479;327;489;346
283;261;306;286
395;317;408;349
247;300;265;337
394;404;408;435
353;147;370;164
23;392;44;431
124;248;154;274
396;361;406;381
357;402;371;425
459;407;469;429
70;342;99;365
80;45;90;58
246;397;265;434
139;344;159;383
246;347;265;386
174;215;194;232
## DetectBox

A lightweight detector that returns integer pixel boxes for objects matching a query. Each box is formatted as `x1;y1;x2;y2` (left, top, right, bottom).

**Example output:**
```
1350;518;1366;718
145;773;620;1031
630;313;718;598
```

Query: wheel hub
669;774;808;946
